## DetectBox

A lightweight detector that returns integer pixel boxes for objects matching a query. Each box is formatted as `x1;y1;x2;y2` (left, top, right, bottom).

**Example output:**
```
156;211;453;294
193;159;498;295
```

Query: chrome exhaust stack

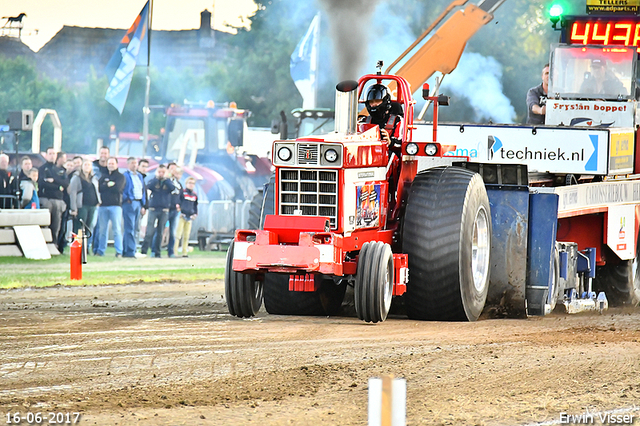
334;80;359;135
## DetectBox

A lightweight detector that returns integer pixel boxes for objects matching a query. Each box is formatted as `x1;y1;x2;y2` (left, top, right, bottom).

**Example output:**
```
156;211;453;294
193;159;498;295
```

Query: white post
96;138;103;156
368;375;406;426
188;133;199;169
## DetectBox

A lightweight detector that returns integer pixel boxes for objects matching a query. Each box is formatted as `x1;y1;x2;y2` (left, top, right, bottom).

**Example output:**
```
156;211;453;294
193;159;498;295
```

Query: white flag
290;13;320;109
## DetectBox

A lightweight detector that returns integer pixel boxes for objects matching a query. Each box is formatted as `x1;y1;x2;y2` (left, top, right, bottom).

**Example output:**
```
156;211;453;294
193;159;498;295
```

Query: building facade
1;10;229;85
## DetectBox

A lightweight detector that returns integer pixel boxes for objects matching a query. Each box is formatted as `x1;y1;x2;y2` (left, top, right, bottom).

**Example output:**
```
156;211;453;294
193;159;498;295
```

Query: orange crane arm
386;1;505;94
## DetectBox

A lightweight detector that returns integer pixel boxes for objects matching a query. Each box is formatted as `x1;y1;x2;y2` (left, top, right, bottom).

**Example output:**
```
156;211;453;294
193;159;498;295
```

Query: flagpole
311;13;320;109
142;0;153;159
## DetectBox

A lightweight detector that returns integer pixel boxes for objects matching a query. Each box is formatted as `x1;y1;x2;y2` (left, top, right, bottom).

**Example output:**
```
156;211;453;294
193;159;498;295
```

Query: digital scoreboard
568;18;640;46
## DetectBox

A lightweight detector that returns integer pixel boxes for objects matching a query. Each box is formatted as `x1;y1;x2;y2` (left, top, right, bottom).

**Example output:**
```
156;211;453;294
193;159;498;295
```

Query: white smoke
364;3;416;77
437;52;516;124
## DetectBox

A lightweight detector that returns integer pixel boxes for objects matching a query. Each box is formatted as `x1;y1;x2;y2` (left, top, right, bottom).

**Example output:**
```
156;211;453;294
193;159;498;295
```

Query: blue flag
290;13;320;109
105;1;150;114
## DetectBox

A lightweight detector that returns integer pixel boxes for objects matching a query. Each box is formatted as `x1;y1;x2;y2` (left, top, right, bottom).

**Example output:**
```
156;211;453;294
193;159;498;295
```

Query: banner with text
413;123;610;175
546;99;634;128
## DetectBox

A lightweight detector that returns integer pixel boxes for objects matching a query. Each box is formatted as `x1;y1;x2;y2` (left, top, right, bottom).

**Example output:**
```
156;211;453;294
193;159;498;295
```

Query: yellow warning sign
609;129;634;174
587;0;640;14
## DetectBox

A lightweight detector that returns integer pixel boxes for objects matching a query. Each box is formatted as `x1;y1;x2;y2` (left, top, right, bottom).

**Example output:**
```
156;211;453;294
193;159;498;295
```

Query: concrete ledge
0;227;54;244
0;229;15;244
0;244;23;257
0;210;51;227
42;228;53;243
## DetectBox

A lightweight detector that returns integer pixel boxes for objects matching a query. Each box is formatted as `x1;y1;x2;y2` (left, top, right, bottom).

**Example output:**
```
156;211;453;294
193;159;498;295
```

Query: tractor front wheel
355;241;394;323
225;241;263;317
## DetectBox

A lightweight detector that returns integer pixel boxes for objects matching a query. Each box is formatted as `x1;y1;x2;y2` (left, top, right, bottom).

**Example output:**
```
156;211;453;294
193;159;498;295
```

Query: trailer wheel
402;167;491;321
632;257;640;306
263;273;345;316
355;241;394;323
593;231;640;307
630;256;640;306
594;259;640;306
225;241;263;317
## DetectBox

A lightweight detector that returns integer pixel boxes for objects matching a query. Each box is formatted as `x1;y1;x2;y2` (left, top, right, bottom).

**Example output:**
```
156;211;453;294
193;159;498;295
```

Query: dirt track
1;280;640;426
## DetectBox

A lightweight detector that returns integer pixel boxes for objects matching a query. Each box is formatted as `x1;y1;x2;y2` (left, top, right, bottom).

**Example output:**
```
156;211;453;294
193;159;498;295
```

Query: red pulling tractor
225;71;495;322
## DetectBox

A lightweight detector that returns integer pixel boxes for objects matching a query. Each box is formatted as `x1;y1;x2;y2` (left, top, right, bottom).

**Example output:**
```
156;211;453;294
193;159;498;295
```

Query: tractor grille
298;144;319;165
279;169;339;228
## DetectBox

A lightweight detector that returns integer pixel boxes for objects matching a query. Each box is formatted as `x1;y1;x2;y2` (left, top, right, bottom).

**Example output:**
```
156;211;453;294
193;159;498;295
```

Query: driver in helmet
360;83;402;146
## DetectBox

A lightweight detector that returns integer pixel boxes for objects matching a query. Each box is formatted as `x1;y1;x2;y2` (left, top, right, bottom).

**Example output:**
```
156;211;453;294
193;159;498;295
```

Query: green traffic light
549;4;563;17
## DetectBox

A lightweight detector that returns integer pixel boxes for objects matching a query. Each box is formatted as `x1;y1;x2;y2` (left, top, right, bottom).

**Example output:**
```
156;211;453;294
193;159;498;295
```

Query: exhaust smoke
437;52;516;123
318;0;380;81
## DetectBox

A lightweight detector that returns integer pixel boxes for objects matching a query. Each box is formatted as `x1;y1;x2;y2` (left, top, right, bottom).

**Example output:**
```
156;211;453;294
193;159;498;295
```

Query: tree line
0;0;581;155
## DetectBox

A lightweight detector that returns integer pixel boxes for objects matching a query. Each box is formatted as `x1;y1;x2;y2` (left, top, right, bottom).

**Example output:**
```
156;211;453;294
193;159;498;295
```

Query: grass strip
0;248;228;289
0;267;225;289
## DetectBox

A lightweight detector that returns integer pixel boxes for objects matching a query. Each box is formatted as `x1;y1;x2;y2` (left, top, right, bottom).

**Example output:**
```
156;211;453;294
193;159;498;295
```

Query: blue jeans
91;212;101;254
141;208;169;257
122;201;142;257
167;209;180;256
97;205;123;256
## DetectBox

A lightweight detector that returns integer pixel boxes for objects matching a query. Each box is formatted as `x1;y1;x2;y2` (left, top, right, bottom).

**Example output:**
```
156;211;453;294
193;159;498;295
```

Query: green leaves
0;0;587;152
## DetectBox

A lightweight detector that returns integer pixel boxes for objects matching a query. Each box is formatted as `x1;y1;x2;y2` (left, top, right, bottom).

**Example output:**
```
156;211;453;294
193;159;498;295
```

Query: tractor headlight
324;148;338;163
425;143;438;156
406;143;419;155
277;146;292;162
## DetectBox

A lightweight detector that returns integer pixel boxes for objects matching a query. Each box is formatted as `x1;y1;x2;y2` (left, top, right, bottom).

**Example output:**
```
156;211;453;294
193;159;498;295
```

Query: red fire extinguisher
70;230;83;281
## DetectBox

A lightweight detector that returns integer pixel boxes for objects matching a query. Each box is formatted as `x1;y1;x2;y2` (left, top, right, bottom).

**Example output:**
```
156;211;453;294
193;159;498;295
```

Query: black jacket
170;177;182;211
0;169;11;194
0;169;16;208
39;162;68;200
98;169;126;207
147;177;175;209
180;188;198;217
137;172;149;209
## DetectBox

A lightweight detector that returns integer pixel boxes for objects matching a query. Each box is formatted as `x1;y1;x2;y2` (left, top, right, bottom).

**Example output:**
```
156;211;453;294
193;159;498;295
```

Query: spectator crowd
0;147;197;258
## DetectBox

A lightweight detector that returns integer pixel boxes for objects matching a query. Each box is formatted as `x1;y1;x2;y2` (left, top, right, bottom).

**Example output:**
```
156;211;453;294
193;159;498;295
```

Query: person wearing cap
580;59;626;97
526;64;549;125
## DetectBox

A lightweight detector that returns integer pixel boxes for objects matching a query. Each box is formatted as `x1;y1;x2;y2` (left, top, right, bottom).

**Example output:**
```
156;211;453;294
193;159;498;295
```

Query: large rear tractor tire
593;255;640;307
355;241;394;323
402;167;491;321
225;242;263;318
263;273;346;316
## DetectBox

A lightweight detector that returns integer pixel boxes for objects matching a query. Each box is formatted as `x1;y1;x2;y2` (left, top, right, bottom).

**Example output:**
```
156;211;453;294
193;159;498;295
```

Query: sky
0;0;258;52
